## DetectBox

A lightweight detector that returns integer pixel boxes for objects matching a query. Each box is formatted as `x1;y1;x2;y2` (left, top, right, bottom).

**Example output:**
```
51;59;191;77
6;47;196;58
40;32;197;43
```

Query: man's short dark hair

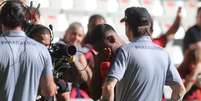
88;14;105;25
90;24;116;47
0;1;27;28
83;14;106;45
121;7;152;37
29;24;51;38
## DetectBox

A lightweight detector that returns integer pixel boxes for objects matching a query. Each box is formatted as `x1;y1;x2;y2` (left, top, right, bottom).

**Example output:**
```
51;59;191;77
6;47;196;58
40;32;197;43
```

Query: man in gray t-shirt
101;7;186;101
0;1;56;101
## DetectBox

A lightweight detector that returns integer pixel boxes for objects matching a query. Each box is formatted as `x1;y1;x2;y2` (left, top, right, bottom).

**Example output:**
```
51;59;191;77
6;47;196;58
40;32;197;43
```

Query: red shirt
184;86;201;100
178;64;201;100
153;35;167;48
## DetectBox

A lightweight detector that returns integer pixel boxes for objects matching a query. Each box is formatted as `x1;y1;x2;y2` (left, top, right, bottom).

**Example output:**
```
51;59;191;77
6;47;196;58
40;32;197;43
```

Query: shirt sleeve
107;47;128;81
165;56;182;85
42;48;53;76
152;34;167;48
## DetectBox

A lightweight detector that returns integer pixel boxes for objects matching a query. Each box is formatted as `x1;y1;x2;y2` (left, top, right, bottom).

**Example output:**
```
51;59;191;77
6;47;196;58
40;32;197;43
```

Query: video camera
49;42;77;82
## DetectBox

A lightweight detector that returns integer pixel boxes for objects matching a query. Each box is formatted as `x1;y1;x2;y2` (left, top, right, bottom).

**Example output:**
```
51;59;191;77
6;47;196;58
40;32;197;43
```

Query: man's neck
196;21;201;28
112;42;123;54
2;26;23;33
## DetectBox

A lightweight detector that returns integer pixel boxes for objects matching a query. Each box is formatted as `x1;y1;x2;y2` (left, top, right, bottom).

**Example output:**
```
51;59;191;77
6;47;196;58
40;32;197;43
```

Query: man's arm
73;54;93;84
170;83;186;101
164;7;182;42
101;77;118;101
166;54;186;101
183;63;201;92
39;49;57;96
40;75;57;96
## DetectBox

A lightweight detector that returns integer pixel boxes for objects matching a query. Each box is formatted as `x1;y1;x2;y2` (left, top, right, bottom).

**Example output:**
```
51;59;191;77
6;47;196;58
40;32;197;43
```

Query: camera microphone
30;1;33;8
49;24;53;31
48;24;54;42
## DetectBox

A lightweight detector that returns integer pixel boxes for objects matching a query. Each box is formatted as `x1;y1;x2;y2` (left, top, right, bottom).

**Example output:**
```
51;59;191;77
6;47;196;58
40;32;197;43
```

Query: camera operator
58;22;92;99
0;1;56;101
28;24;72;101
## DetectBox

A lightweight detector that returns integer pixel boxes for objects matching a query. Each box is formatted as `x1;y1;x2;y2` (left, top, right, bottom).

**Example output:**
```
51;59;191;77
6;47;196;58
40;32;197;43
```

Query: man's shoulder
24;37;48;50
121;41;164;50
186;25;201;33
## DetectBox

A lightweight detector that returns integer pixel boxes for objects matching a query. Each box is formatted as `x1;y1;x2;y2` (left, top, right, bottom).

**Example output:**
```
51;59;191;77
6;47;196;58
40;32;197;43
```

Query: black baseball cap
120;7;152;27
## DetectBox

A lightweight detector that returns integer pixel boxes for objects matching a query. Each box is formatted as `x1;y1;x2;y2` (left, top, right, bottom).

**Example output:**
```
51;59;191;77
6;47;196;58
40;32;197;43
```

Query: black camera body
49;42;77;82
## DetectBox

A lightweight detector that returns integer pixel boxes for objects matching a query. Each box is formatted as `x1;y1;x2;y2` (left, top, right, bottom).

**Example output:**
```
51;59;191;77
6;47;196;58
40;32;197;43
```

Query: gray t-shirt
0;32;53;101
108;36;182;101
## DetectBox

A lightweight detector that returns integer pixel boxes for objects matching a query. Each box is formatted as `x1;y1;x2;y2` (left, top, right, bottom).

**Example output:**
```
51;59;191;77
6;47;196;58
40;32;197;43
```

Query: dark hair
83;14;106;45
197;7;201;16
88;14;106;32
127;20;151;37
89;24;116;46
88;14;105;26
29;24;51;38
123;7;152;37
0;1;27;28
178;47;201;78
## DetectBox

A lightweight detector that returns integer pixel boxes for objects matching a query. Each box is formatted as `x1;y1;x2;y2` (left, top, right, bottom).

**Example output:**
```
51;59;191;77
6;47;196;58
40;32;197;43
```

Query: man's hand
170;83;186;101
176;7;182;22
101;77;117;101
40;74;57;96
72;54;92;83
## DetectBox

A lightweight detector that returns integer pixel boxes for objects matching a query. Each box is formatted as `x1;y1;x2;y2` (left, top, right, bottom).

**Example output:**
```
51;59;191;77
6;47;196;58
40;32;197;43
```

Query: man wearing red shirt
178;46;201;100
152;7;182;48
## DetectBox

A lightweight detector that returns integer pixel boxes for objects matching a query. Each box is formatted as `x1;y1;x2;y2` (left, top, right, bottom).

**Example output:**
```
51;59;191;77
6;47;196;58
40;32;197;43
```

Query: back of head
28;24;52;48
121;7;152;37
29;24;51;38
0;1;27;29
90;24;116;49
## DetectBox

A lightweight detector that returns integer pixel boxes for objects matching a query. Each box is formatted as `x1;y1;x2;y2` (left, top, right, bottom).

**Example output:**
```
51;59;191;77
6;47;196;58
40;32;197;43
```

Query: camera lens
67;45;76;56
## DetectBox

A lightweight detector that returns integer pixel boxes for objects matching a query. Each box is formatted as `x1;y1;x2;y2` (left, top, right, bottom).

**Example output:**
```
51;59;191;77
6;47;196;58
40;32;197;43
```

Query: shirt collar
1;31;26;37
132;35;152;42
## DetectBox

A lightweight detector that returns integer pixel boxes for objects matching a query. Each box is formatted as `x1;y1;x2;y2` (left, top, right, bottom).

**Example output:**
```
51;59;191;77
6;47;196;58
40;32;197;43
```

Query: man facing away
0;1;56;101
101;7;186;101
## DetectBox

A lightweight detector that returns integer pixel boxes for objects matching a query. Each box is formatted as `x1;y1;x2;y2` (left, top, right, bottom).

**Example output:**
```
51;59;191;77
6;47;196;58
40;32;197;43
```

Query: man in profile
0;1;56;101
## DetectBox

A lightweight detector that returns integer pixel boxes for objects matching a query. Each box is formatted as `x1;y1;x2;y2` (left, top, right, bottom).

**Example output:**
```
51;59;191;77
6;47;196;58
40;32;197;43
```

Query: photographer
57;22;92;99
29;24;72;101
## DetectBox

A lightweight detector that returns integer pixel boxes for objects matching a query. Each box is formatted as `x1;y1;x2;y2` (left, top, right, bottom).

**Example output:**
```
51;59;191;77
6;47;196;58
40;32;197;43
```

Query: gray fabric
0;32;53;101
108;36;182;101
